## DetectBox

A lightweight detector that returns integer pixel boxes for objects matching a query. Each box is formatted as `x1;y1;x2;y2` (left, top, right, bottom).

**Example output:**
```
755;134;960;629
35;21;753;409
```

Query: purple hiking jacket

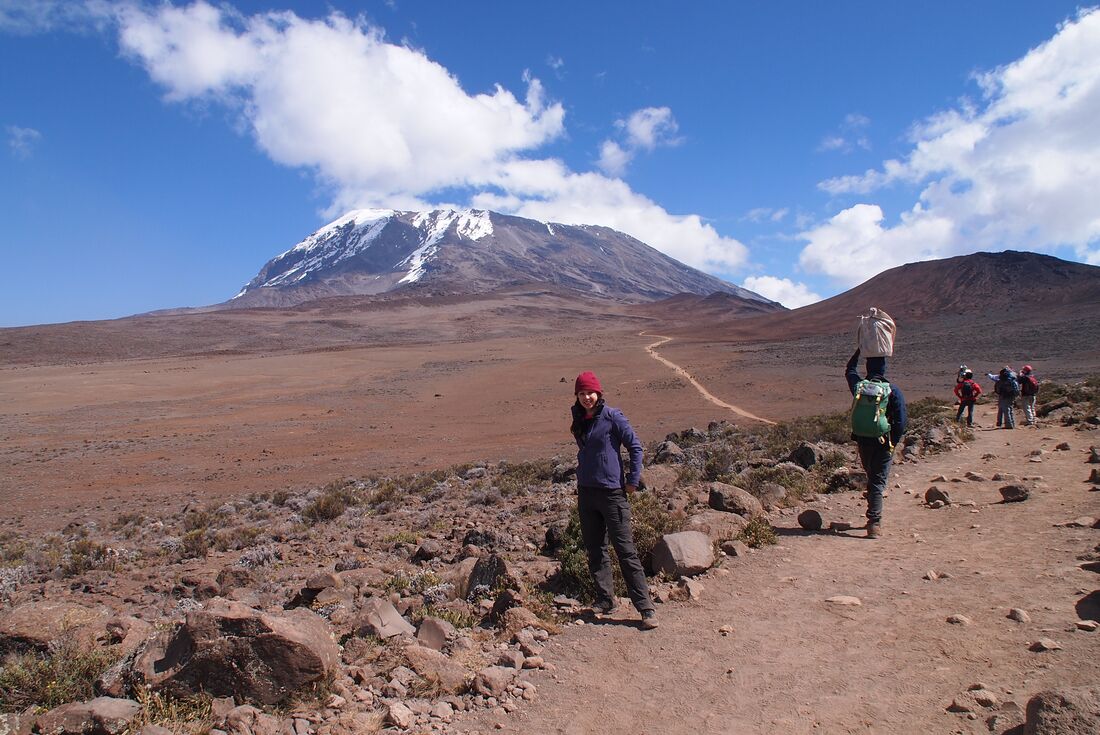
571;402;644;489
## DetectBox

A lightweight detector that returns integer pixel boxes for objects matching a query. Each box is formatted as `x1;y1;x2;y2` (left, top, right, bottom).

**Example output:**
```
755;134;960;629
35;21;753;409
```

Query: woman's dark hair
571;397;605;438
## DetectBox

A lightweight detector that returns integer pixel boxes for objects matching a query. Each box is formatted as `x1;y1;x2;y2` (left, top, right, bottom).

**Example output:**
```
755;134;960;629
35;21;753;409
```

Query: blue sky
2;1;1098;326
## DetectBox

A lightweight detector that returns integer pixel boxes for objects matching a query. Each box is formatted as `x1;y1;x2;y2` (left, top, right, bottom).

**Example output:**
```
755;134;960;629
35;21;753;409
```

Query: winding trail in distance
641;332;776;425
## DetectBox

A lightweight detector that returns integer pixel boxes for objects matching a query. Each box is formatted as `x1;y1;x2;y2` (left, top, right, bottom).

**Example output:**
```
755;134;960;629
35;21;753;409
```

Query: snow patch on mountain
401;210;493;283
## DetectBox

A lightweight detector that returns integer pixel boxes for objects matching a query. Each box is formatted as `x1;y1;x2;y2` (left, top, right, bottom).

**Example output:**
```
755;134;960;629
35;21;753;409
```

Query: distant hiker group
953;363;1040;428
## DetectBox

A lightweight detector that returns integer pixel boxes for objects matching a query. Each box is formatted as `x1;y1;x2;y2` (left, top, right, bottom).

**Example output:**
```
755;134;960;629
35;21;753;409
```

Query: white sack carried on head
857;307;895;357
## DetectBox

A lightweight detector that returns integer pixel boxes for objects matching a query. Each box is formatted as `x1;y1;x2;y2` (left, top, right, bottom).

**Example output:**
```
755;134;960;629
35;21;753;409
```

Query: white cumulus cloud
597;106;681;176
807;8;1100;280
741;276;820;309
105;2;746;275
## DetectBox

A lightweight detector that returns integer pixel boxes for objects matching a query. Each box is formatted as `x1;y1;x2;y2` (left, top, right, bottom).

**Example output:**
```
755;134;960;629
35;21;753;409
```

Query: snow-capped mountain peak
231;209;773;308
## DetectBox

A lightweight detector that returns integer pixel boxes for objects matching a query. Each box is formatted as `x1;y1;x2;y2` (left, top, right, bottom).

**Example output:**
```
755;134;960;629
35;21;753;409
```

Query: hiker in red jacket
953;369;982;427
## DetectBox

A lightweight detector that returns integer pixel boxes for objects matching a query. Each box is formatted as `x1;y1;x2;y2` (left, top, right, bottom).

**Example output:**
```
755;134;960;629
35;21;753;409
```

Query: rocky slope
660;250;1100;340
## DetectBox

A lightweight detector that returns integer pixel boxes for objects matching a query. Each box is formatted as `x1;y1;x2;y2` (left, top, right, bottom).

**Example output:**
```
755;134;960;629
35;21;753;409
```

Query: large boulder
787;442;823;469
640;464;680;495
706;483;764;518
402;644;469;694
355;598;416;639
826;467;867;493
472;666;516;697
1024;686;1100;734
755;481;788;511
35;698;141;735
653;441;686;464
464;554;514;599
650;531;714;578
685;510;748;542
132;598;339;705
0;601;111;655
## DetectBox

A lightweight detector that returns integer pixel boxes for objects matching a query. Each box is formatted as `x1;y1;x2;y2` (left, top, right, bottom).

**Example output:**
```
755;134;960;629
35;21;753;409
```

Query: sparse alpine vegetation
0;382;1095;731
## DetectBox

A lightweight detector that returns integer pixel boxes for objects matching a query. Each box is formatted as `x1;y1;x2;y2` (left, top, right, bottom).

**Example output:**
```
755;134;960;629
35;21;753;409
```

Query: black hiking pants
577;486;655;613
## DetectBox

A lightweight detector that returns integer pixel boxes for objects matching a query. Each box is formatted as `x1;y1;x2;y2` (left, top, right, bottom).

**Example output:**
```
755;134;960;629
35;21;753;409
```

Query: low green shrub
130;689;213;735
180;529;209;559
0;639;120;712
302;482;360;524
60;539;118;577
758;412;851;456
736;516;777;548
383;570;443;595
735;465;813;504
413;604;480;630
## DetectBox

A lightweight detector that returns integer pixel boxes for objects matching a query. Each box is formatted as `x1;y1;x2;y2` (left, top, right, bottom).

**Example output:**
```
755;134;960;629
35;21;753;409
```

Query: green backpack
851;379;892;439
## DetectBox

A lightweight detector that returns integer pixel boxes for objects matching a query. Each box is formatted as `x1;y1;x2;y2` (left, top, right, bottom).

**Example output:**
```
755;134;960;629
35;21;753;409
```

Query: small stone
720;540;750;557
925;487;951;505
825;595;861;606
923;570;939;581
1055;516;1097;528
964;472;986;481
386;702;415;729
1007;608;1031;623
1076;620;1099;631
946;614;972;625
829;521;852;532
1029;638;1062;652
718;625;734;636
999;485;1030;503
797;510;823;531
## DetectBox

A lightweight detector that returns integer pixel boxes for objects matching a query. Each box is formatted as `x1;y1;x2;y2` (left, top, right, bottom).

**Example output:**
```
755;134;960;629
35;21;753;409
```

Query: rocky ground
1;391;1099;735
455;405;1100;734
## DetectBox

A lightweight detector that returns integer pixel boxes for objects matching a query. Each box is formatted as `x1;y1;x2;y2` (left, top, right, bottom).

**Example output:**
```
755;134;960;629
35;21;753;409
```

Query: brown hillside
662;251;1100;342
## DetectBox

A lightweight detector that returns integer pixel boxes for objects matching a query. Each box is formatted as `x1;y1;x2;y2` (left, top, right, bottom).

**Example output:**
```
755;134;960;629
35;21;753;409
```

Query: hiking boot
866;522;882;539
640;611;659;630
591;598;617;616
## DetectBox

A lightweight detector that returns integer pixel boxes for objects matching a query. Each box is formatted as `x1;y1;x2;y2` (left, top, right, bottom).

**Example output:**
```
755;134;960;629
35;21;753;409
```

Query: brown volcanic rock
132;599;339;705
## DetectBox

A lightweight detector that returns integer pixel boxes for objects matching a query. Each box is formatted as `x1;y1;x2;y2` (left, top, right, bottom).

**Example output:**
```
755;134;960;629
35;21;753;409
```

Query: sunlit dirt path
641;332;776;425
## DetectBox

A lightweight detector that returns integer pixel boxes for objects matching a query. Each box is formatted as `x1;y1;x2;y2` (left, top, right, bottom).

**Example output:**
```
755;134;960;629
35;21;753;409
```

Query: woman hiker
570;371;659;630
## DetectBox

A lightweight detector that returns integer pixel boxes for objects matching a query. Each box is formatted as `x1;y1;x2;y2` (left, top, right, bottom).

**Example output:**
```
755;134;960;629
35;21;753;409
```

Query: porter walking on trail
570;371;658;630
846;351;908;539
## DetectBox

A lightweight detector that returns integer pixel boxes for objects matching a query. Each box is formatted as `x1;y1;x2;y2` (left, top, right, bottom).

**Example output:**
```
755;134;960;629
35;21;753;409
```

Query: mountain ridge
654;250;1100;341
229;208;775;308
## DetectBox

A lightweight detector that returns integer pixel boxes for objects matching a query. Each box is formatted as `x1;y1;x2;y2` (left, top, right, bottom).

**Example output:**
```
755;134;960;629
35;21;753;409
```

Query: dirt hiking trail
642;333;776;425
456;406;1100;735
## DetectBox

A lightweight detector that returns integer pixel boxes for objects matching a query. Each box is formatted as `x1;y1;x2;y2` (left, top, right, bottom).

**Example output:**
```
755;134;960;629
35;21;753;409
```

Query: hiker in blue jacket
846;350;909;539
990;366;1020;429
570;371;658;630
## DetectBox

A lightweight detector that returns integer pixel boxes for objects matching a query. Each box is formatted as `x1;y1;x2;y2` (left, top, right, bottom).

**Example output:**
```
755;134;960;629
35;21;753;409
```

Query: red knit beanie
574;371;603;395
